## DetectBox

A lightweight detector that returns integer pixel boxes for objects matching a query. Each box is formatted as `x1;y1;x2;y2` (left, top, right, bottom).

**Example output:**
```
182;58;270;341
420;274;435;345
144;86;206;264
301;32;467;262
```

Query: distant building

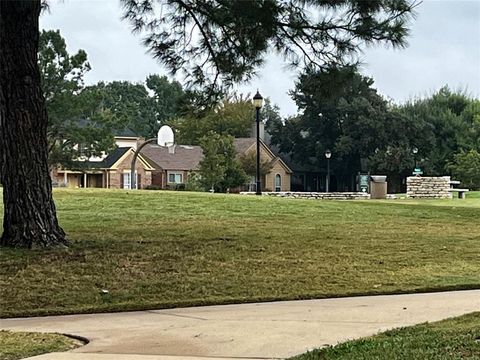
233;138;291;192
51;129;291;191
141;144;204;189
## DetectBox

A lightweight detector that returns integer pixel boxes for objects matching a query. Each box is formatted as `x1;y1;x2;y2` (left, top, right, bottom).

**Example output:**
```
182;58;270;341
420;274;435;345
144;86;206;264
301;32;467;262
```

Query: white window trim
167;171;184;184
275;173;282;192
123;170;138;189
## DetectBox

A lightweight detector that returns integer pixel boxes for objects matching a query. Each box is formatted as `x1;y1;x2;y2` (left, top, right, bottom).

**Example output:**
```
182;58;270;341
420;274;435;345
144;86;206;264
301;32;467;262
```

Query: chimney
168;144;176;154
251;121;265;141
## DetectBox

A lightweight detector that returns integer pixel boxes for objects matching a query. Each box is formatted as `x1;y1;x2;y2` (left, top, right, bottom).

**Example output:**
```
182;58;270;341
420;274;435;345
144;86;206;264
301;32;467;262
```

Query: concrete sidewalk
2;290;479;360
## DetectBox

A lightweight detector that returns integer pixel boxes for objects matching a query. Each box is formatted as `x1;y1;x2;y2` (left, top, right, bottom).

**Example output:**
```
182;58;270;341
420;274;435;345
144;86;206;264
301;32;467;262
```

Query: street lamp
325;149;331;192
412;147;418;169
253;90;264;195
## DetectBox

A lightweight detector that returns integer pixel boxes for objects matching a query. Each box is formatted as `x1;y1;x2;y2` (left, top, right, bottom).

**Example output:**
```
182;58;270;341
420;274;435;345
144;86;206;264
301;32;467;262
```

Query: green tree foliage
82;76;184;139
238;151;273;177
39;29;116;168
262;98;283;141
198;132;247;192
171;95;254;145
270;66;442;191
399;87;480;176
447;150;480;190
461;100;480;150
273;67;396;174
272;68;480;190
83;81;155;138
122;0;417;92
146;74;185;134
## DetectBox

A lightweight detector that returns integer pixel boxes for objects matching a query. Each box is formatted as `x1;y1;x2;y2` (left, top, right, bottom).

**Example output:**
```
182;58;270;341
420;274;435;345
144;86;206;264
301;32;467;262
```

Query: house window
123;172;131;189
275;174;282;192
123;170;138;189
168;173;183;184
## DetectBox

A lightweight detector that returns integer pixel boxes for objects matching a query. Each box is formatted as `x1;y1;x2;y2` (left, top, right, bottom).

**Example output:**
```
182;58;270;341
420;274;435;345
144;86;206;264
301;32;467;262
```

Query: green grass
0;331;82;360
467;191;480;199
291;312;480;360
1;189;479;318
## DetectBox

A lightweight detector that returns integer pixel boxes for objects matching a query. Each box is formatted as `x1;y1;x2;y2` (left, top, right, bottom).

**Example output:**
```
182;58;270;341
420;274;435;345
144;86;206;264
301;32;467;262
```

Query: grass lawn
291;312;480;360
467;191;480;199
0;189;479;318
0;330;82;360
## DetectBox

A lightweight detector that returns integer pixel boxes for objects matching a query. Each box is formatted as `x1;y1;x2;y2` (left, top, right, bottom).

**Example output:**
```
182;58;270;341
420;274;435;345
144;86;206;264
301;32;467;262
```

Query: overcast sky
40;0;480;117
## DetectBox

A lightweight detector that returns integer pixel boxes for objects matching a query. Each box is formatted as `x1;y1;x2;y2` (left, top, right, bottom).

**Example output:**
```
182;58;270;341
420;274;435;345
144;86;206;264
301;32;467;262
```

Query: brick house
52;146;155;189
52;130;291;191
141;144;204;189
51;130;155;189
234;138;292;192
141;138;291;191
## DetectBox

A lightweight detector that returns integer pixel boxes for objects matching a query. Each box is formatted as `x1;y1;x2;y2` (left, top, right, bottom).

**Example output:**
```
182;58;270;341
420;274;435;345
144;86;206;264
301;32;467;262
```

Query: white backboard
157;125;174;147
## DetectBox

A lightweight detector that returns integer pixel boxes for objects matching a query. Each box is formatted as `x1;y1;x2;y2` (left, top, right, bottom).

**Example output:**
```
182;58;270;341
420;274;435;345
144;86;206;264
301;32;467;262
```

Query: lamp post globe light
325;149;331;193
253;90;264;195
412;146;418;170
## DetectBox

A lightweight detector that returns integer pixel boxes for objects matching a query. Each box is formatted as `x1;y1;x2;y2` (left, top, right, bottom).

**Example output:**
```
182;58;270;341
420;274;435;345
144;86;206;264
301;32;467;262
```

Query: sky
40;0;480;117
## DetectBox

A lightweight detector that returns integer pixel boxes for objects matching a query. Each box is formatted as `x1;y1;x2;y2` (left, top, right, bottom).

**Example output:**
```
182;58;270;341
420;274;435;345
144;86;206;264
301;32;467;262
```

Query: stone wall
406;176;452;199
240;191;370;200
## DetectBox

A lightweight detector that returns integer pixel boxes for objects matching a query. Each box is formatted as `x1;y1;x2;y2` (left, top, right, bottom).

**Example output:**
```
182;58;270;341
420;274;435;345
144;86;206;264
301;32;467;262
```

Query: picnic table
448;180;469;199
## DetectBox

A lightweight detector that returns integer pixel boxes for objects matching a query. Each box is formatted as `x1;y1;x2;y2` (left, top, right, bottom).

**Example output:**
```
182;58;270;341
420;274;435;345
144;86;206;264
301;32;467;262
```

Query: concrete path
2;290;479;360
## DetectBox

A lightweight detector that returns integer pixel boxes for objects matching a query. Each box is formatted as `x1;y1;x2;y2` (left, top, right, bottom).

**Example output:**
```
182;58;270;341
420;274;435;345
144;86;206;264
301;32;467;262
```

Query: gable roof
68;147;155;171
103;147;131;168
113;128;139;138
141;144;204;171
68;147;130;170
234;137;292;174
234;138;256;154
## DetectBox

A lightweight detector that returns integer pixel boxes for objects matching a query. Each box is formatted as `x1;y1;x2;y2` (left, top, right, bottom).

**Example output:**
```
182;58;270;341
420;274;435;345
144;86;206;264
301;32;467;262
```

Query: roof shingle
141;144;204;171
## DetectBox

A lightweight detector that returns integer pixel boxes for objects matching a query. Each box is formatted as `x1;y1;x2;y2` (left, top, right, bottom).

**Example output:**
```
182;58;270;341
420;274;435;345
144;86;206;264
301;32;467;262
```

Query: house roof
141;144;204;171
234;138;256;154
69;147;131;170
101;147;129;168
139;138;291;173
234;138;292;174
68;147;156;171
113;127;141;138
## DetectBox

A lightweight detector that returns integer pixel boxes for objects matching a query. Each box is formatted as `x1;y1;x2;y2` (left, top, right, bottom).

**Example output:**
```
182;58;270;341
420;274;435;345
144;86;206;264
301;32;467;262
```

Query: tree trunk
0;0;67;248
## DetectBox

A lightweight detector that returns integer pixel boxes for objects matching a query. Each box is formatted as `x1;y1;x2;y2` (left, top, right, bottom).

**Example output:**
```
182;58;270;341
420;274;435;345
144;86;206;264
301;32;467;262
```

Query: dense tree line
268;67;480;191
399;88;480;189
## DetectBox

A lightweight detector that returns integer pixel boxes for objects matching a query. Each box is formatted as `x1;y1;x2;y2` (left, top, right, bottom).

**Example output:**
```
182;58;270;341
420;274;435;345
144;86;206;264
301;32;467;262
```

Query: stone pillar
406;176;451;199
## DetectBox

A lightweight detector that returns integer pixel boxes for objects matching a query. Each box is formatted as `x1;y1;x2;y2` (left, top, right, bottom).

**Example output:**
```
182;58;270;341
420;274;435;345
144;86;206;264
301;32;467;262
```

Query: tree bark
0;0;67;248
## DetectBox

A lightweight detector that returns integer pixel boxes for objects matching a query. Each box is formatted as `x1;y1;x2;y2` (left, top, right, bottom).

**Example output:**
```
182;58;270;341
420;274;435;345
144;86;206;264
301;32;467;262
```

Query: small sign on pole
413;168;423;176
358;174;369;192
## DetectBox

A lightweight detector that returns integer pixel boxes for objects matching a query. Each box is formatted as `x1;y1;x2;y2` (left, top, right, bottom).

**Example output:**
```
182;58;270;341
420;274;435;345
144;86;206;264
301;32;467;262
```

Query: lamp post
412;146;418;170
325;149;331;192
253;90;264;195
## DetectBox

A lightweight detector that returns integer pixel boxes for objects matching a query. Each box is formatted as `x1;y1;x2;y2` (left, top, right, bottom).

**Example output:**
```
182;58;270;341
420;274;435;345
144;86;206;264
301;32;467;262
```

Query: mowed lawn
291;312;480;360
0;331;82;360
1;189;479;318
